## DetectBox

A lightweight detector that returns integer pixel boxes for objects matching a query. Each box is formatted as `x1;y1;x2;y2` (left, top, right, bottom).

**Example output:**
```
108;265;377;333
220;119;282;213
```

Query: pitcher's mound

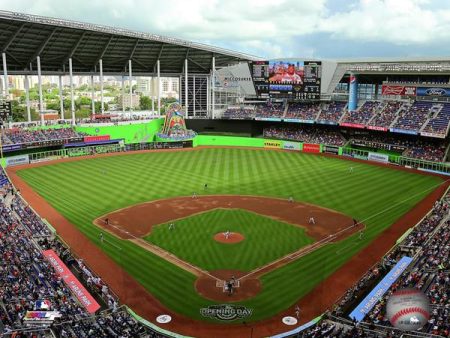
214;232;245;244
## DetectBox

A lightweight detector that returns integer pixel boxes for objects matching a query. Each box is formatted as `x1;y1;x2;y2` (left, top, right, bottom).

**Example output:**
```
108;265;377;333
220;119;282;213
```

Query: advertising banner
283;119;314;124
5;154;29;167
42;250;100;313
368;152;389;163
340;122;365;129
367;125;388;132
381;85;416;96
316;120;338;125
390;128;418;135
2;144;22;152
417;87;450;97
323;145;339;154
254;117;282;122
420;131;446;139
84;135;111;143
264;140;282;149
282;141;300;151
349;256;413;322
302;143;320;153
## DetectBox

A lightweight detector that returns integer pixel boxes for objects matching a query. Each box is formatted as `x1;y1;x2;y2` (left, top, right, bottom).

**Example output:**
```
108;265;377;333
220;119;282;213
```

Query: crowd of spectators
393;101;435;132
422;103;450;136
0;167;166;337
368;101;404;129
1;128;86;146
255;102;285;118
330;193;450;337
222;107;255;119
317;102;347;124
264;126;347;146
350;133;447;162
342;101;383;125
285;103;321;121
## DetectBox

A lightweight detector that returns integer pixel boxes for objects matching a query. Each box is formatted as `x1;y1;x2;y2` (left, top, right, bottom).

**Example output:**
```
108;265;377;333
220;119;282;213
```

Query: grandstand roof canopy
0;10;258;76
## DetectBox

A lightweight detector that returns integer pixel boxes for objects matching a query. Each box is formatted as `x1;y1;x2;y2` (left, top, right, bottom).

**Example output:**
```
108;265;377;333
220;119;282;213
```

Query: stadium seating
316;102;347;124
368;101;404;129
0;167;167;337
263;126;346;146
285;102;321;121
341;101;383;125
329;192;450;337
255;102;285;118
1;128;86;146
222;107;255;119
421;102;450;137
393;101;435;132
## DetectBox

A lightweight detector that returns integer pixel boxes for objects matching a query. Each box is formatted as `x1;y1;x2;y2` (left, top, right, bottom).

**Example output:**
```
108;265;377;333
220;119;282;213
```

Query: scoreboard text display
249;60;321;100
0;101;12;120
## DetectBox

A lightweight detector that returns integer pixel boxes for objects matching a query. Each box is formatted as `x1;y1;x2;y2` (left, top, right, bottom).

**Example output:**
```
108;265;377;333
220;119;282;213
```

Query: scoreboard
249;60;321;100
249;61;269;98
0;101;12;121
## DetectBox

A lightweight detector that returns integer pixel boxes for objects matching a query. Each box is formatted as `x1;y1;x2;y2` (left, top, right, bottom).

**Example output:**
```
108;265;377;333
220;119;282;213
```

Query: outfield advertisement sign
323;145;339;154
84;135;111;143
5;154;29;167
200;304;252;321
264;140;282;149
420;131;446;139
42;250;100;313
390;128;418;135
417;87;450;97
282;141;300;151
283;118;314;124
255;117;282;122
349;256;413;322
367;125;388;132
368;152;389;163
340;122;365;129
381;85;416;96
302;143;320;153
317;120;338;125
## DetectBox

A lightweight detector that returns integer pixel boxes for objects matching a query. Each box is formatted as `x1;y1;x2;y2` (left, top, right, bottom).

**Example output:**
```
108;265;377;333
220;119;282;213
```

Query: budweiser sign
381;85;416;96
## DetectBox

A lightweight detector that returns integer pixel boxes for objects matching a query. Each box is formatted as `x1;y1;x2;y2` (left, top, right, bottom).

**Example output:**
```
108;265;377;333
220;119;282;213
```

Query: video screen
269;61;304;86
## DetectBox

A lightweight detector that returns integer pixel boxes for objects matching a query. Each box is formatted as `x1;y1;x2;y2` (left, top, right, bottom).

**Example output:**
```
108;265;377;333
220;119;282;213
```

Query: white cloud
320;0;450;44
1;0;450;57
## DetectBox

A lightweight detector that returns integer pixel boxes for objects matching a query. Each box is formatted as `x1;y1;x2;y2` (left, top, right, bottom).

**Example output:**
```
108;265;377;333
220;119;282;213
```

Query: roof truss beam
25;28;58;67
2;23;25;52
62;31;87;66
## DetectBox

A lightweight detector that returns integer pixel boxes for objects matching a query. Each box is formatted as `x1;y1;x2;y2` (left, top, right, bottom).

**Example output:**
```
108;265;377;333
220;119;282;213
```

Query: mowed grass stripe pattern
16;148;442;322
147;209;314;271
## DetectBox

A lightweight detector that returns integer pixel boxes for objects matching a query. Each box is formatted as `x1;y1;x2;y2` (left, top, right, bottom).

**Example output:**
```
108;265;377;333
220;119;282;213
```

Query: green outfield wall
74;119;164;144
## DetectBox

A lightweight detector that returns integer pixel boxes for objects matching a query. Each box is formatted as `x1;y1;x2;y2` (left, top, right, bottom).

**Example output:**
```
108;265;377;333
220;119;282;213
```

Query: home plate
156;314;172;324
282;316;298;325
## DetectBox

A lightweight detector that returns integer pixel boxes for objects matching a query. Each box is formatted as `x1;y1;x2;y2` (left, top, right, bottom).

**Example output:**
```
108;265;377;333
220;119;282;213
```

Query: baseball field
10;147;443;328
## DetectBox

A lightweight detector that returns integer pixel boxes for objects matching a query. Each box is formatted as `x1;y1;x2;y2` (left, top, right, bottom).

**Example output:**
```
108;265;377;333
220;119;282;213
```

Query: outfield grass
146;208;314;271
16;148;442;322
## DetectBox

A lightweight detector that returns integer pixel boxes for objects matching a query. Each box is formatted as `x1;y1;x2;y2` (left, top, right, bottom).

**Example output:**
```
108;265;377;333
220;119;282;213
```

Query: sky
1;0;450;59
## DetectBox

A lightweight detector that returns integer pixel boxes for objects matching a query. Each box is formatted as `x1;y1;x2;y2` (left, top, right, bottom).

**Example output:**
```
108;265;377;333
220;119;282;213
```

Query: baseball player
294;305;301;319
349;166;354;173
308;217;315;225
224;231;231;239
359;230;364;240
192;191;197;199
99;232;104;243
169;223;175;230
204;183;208;190
288;196;294;203
104;218;109;225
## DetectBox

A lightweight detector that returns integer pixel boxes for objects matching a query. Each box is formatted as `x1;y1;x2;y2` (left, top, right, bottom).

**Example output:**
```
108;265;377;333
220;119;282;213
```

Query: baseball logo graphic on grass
386;288;430;331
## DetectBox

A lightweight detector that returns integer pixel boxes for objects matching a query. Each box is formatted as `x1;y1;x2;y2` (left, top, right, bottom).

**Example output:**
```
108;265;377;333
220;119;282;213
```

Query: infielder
308;217;315;225
169;223;175;230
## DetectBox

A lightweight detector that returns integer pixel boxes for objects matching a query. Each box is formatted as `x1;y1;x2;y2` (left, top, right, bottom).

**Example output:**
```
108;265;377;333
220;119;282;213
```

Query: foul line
104;222;222;282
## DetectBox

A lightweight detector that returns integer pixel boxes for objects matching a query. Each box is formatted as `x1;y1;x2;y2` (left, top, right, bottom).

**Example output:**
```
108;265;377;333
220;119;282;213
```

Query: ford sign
425;88;447;96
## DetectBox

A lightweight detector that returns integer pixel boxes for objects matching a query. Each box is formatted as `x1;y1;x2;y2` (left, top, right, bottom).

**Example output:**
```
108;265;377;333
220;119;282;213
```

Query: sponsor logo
200;304;252;321
425;88;447;96
264;141;282;148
